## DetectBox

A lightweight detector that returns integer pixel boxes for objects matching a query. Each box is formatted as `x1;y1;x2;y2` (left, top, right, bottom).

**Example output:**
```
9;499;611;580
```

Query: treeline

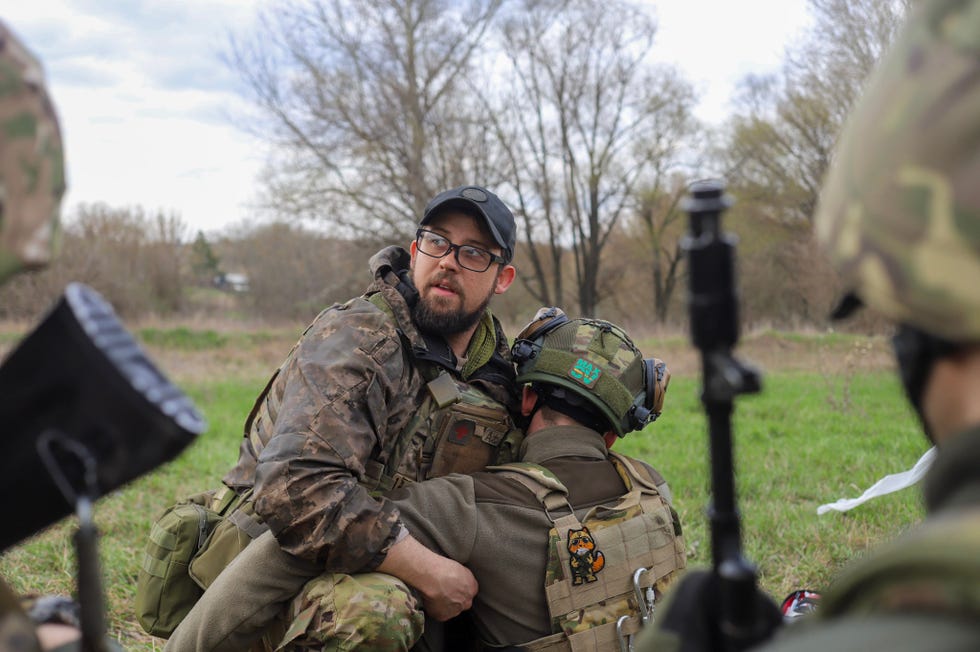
0;200;887;336
1;0;906;335
0;204;376;324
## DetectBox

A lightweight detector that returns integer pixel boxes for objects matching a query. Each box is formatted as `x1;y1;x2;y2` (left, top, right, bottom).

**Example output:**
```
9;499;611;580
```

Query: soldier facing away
164;308;685;651
637;0;980;650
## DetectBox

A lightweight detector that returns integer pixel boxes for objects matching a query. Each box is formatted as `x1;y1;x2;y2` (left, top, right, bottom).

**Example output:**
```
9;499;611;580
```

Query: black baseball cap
420;185;516;262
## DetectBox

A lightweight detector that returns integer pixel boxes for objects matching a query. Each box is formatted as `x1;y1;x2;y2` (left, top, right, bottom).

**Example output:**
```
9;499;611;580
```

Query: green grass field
0;327;928;650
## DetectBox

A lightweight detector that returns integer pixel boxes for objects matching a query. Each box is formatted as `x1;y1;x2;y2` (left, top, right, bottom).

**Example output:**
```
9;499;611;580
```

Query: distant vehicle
213;272;250;293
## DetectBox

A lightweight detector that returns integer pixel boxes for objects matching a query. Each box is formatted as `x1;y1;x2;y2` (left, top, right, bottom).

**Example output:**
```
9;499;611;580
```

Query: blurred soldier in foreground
0;18;63;284
0;16;71;651
1;19;203;652
637;0;980;649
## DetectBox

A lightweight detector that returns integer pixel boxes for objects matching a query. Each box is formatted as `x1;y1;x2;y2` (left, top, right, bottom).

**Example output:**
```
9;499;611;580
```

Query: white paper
817;447;936;515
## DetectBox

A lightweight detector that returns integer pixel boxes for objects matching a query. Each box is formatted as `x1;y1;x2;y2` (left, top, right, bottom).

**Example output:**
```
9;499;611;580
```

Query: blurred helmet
511;307;669;437
814;1;980;342
0;20;65;284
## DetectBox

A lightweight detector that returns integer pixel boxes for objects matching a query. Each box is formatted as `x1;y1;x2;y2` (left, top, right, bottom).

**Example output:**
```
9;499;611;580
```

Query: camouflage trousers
165;529;425;652
267;571;425;651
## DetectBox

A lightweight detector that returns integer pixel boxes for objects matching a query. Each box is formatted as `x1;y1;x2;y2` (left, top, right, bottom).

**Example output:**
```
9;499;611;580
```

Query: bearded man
159;186;522;649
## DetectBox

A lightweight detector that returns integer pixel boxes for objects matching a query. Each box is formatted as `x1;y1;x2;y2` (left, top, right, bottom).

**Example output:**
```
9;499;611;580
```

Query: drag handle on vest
681;180;769;651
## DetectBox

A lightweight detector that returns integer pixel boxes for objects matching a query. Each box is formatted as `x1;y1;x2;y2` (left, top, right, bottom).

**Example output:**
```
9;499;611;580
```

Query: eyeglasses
415;229;506;272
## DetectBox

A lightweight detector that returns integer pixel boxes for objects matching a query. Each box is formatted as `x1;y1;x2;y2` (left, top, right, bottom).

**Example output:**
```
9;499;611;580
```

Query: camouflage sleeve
252;301;412;571
386;475;480;563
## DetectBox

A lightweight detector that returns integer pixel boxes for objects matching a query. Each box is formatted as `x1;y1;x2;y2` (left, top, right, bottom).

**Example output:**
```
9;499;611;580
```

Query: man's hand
377;531;478;621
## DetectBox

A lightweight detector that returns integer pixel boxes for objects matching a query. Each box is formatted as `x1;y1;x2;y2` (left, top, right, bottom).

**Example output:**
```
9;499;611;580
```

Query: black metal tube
75;497;109;652
706;401;739;566
683;180;763;651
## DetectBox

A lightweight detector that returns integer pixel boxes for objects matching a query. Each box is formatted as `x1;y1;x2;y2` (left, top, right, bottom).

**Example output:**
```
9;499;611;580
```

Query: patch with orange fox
566;526;605;585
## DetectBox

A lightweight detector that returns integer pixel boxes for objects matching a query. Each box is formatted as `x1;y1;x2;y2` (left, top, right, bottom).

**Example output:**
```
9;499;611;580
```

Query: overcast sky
5;1;813;235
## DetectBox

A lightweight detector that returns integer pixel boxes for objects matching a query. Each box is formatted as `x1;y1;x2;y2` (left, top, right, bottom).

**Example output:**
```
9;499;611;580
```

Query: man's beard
412;280;495;337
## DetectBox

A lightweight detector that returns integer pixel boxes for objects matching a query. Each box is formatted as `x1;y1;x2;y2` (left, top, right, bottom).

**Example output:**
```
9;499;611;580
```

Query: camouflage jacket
758;424;980;652
221;246;516;572
388;425;681;647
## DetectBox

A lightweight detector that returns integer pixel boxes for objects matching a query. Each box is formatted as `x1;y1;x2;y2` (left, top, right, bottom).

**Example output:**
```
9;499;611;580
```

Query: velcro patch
568;358;602;387
448;419;475;445
567;525;604;585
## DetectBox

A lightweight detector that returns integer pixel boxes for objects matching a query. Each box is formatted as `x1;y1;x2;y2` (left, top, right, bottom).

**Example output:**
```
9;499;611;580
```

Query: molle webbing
240;331;305;467
364;368;518;492
364;371;461;493
518;618;644;652
492;459;686;652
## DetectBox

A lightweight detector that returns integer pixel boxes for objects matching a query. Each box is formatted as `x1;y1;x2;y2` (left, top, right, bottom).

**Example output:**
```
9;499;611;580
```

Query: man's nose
438;249;461;271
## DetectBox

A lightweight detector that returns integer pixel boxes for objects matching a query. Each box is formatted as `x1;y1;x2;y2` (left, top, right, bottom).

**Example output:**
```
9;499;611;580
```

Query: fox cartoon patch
567;526;605;585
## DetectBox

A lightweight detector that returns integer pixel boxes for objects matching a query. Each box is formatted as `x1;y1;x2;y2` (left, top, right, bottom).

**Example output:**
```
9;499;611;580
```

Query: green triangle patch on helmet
511;307;670;437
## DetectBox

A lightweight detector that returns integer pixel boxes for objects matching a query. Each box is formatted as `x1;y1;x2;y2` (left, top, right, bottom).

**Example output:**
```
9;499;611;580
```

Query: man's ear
409;239;418;267
494;264;516;295
521;384;537;416
603;432;617;449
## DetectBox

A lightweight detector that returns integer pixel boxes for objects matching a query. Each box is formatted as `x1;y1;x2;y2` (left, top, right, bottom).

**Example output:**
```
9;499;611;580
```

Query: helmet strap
891;324;961;443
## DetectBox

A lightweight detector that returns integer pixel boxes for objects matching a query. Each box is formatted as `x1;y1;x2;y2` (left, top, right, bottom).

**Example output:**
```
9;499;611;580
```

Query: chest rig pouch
373;370;522;492
489;452;687;652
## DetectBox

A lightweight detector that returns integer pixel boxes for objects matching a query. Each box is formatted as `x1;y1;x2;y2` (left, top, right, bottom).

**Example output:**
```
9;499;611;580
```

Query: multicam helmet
814;0;980;342
511;307;669;437
0;20;65;284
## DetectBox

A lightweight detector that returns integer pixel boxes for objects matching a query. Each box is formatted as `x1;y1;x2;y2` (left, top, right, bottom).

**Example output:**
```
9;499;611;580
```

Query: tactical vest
362;367;523;493
358;291;522;490
216;296;520;531
488;452;687;652
227;294;520;494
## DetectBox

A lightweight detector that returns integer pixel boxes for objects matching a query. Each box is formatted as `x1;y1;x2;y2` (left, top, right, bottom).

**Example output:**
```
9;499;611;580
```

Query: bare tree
228;0;508;240
484;0;696;316
220;221;378;320
632;176;690;324
725;0;909;223
789;0;912;127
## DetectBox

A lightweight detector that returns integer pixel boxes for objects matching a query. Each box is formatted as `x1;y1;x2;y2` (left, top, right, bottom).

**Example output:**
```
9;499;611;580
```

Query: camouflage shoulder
485;462;568;495
819;508;980;619
296;297;407;368
307;296;399;337
608;451;666;488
